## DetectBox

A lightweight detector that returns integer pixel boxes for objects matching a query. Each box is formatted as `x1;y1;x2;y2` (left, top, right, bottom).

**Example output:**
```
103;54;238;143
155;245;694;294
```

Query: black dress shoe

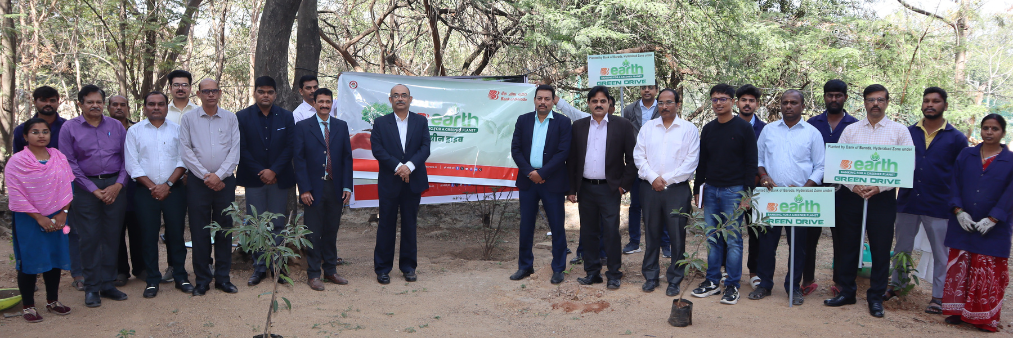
642;280;659;292
823;295;857;307
509;269;534;281
868;301;885;318
175;280;194;293
606;279;621;290
143;284;159;298
377;273;391;285
550;271;565;284
577;274;603;285
192;284;209;296
85;292;101;307
404;271;417;282
666;283;681;297
99;288;128;301
248;272;267;286
215;282;238;294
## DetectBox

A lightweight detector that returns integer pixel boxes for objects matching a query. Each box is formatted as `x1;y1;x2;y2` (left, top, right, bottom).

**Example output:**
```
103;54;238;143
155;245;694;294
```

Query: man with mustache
802;80;858;296
236;76;297;286
886;87;967;314
370;84;430;284
825;84;914;318
634;88;698;296
59;85;130;307
566;86;637;289
123;91;190;298
748;90;825;305
294;88;353;290
106;95;144;288
179;79;241;296
620;85;672;257
165;70;200;125
735;84;766;290
509;84;572;284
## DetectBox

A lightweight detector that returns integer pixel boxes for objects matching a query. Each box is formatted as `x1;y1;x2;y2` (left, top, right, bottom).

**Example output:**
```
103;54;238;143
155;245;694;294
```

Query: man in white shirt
633;88;699;297
292;75;322;122
165;70;200;125
123;91;191;297
622;85;670;257
748;90;825;305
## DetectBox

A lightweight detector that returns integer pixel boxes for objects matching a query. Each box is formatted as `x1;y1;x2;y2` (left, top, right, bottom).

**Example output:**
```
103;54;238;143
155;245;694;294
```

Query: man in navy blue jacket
294;88;354;291
509;84;572;284
887;87;968;312
371;84;431;285
235;76;296;286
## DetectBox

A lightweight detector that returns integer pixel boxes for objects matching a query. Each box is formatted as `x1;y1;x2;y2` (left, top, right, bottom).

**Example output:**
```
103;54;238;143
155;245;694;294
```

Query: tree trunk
248;0;264;105
953;0;969;87
254;0;302;110
139;0;157;107
290;0;320;110
0;0;15;156
422;0;444;76
214;0;231;84
153;0;204;91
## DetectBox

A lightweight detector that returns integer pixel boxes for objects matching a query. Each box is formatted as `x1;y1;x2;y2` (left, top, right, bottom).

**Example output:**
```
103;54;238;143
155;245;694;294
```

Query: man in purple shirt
59;84;130;308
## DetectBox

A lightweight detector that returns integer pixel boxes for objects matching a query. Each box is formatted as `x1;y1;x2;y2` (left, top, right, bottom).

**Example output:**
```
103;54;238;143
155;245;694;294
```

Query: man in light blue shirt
748;89;825;305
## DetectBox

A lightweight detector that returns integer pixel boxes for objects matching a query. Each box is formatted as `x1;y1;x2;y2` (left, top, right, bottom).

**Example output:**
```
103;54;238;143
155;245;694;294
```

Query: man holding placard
748;90;825;305
824;84;914;318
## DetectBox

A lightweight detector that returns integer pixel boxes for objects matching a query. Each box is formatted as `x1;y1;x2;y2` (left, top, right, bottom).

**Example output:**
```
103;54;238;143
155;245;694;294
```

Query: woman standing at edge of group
5;118;75;322
943;114;1012;332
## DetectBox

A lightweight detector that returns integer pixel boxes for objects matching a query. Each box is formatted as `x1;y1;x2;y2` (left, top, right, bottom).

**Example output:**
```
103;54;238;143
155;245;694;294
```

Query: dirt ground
0;199;1010;337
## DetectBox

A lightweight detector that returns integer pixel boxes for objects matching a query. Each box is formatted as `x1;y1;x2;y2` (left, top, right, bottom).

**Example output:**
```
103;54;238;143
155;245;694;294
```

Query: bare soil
0;200;1009;337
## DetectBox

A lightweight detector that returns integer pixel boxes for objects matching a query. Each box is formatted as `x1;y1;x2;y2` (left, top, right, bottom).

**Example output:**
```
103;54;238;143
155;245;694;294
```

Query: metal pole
619;87;625;109
789;226;795;308
858;199;869;269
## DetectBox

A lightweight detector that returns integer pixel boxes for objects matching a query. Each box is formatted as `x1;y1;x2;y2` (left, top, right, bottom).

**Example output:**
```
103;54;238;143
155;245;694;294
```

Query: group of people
5;74;1010;332
509;81;1010;332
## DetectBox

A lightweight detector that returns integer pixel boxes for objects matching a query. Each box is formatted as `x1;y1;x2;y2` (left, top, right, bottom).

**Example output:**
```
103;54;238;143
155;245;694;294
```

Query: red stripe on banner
353;182;517;201
353;159;517;181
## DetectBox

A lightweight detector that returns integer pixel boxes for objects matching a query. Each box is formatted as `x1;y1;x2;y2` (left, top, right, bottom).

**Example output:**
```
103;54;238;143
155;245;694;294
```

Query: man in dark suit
236;76;296;286
567;86;637;289
509;84;572;284
294;88;353;291
370;84;431;284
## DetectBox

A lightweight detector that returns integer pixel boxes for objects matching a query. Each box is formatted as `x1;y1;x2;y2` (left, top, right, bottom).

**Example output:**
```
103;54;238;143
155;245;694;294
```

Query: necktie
323;121;332;177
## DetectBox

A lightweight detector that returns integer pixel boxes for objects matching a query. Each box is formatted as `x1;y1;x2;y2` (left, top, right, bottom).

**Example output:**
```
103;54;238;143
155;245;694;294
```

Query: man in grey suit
620;85;670;257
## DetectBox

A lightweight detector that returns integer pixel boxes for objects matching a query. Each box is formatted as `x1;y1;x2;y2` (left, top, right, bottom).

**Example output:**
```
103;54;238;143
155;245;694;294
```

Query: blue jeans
704;185;744;288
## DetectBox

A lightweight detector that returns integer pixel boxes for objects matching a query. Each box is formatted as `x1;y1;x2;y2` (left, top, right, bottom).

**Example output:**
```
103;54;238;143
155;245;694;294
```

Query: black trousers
640;181;691;285
802;223;830;284
135;183;189;285
72;176;128;293
577;181;622;280
304;182;344;279
745;213;758;275
187;172;237;285
756;226;806;293
374;184;421;275
116;210;144;277
832;188;895;301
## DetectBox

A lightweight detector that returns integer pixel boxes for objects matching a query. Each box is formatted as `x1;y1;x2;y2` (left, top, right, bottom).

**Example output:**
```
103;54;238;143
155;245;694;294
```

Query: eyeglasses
200;89;221;96
390;93;410;99
711;97;730;104
864;98;888;103
658;100;679;106
171;83;190;88
29;130;50;135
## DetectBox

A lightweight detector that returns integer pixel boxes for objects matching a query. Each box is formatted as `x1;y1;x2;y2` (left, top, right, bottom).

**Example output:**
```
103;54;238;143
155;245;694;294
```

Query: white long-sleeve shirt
757;119;825;187
124;119;185;184
633;116;700;184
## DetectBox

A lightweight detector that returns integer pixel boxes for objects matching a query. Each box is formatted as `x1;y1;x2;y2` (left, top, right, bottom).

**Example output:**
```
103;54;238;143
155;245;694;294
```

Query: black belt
87;173;118;180
582;178;607;185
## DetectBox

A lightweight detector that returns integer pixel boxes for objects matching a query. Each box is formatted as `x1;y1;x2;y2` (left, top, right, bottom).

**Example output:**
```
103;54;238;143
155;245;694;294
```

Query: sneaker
45;301;71;315
22;307;43;323
161;266;174;283
791;289;805;305
747;287;771;300
720;285;740;305
622;243;642;254
691;281;721;298
661;246;672;258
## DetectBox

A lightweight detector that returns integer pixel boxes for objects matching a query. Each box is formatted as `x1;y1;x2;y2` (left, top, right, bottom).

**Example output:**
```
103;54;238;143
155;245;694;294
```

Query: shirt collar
591;114;609;126
395;112;410;122
639;99;656;111
860;116;892;128
315;113;329;124
916;118;948;130
197;107;221;118
536;111;554;122
653;116;684;128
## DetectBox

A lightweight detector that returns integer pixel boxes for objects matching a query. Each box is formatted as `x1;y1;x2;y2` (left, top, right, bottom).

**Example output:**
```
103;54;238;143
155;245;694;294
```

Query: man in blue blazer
509;84;572;284
371;84;431;284
235;76;296;286
293;88;353;291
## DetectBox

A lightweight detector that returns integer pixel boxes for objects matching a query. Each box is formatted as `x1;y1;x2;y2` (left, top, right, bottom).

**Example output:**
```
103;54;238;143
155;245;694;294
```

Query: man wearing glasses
825;84;914;318
690;84;757;305
165;70;200;125
178;79;242;296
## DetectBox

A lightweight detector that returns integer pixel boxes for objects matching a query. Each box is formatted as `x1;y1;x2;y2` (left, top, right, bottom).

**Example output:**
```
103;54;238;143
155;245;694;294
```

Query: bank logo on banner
488;90;499;100
349;80;358;89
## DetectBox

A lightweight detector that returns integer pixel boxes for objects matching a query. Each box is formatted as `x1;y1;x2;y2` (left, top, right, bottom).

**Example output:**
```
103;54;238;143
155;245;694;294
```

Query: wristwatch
167;180;174;187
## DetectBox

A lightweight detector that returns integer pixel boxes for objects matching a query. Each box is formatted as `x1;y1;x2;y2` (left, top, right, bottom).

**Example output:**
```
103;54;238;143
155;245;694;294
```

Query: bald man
179;79;241;296
106;95;144;286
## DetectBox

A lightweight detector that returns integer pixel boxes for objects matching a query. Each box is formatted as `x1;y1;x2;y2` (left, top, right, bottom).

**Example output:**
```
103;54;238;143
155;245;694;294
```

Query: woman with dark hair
942;114;1011;332
4;118;74;322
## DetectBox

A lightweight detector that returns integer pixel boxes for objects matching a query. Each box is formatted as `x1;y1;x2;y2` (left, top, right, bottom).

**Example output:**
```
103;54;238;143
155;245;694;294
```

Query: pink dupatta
5;147;74;215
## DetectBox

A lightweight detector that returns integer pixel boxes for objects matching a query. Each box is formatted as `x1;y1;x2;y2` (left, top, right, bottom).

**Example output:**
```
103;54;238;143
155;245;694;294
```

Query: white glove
956;212;975;232
976;218;997;235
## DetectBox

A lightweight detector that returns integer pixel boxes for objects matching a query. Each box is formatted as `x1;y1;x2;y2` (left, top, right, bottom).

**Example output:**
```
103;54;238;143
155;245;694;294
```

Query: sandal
749;276;761;290
883;289;899;301
801;283;818;296
71;277;85;291
831;285;841;297
925;299;943;314
22;307;43;323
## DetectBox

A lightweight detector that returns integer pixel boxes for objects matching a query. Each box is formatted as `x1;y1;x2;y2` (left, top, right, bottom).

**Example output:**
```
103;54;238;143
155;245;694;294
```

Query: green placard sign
586;52;656;87
824;143;915;188
754;187;836;227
